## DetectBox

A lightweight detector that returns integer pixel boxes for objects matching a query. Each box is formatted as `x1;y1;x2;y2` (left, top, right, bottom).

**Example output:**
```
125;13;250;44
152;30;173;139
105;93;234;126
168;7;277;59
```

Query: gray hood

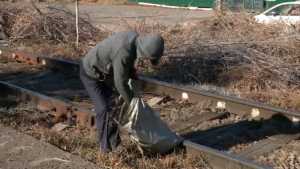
135;34;164;64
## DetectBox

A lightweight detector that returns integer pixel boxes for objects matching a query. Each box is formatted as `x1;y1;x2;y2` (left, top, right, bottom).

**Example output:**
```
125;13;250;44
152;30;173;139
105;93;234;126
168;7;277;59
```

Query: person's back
82;30;139;80
81;30;164;105
79;30;164;156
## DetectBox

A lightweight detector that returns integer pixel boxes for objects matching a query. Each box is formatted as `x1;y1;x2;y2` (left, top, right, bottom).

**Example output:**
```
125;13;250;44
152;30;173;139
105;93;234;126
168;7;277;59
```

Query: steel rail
0;80;95;128
0;80;270;169
0;46;300;124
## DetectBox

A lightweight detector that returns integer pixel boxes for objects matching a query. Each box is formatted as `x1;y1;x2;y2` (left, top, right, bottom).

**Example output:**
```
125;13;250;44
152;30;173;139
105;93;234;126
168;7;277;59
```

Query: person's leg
105;87;122;149
79;69;121;152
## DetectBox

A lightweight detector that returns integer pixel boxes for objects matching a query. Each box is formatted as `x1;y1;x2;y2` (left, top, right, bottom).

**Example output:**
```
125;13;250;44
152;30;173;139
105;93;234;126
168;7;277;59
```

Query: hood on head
136;34;164;65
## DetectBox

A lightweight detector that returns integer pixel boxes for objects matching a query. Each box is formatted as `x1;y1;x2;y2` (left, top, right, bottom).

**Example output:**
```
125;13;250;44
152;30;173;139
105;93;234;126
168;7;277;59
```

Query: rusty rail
184;141;270;169
0;80;269;169
1;45;300;124
0;80;95;128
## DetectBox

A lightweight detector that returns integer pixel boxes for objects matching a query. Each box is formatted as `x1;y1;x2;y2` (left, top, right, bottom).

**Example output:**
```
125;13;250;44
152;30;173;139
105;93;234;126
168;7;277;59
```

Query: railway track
1;45;300;169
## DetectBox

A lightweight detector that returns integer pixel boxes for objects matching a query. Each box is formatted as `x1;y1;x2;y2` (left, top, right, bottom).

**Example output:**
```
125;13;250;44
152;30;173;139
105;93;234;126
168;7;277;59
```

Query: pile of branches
0;3;26;40
130;4;300;92
196;6;300;91
1;3;109;46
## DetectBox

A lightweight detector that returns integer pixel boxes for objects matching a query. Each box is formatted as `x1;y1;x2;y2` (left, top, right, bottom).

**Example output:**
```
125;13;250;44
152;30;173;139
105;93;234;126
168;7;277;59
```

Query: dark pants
79;64;121;153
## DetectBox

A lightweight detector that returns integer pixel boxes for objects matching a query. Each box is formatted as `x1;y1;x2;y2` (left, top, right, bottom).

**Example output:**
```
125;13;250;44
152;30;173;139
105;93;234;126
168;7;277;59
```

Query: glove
129;70;139;80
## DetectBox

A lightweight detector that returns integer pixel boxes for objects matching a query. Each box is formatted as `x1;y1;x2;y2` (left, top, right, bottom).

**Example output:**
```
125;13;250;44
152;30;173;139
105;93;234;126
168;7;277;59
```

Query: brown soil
2;57;300;169
1;3;300;167
0;102;209;169
254;139;300;169
2;2;300;114
180;113;297;157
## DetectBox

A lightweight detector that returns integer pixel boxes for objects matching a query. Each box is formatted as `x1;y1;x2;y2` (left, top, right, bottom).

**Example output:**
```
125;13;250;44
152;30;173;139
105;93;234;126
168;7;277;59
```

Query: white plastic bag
119;79;184;155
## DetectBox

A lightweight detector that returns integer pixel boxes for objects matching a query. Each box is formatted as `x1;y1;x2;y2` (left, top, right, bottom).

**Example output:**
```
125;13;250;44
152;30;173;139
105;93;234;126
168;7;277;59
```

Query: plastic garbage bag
119;79;184;155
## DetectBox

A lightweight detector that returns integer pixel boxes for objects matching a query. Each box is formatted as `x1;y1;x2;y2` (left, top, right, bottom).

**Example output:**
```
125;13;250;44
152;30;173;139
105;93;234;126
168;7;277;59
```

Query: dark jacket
81;30;164;105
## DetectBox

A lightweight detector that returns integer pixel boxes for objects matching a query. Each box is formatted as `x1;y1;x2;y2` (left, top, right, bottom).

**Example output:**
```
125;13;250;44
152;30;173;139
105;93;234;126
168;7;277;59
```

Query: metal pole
76;0;79;48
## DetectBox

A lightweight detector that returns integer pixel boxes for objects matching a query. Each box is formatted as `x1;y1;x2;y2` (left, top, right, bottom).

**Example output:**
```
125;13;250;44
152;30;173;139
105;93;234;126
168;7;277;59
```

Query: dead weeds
129;4;300;111
0;102;210;169
0;2;109;60
2;2;300;111
254;139;300;169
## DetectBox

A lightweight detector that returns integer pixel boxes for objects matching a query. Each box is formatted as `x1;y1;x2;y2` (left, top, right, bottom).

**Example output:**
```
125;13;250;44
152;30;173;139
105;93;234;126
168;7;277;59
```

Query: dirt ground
0;103;209;169
3;54;300;168
180;112;300;159
180;114;253;152
0;55;217;168
2;1;300;114
3;98;297;169
0;55;273;168
254;139;300;169
2;2;300;167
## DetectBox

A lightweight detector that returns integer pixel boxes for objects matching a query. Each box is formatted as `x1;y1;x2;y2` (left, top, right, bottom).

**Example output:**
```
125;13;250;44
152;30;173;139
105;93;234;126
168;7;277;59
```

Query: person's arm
113;56;134;105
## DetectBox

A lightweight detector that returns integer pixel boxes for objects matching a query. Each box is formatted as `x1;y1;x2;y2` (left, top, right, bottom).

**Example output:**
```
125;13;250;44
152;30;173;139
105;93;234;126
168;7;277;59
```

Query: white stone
217;101;225;109
182;92;188;100
251;108;260;118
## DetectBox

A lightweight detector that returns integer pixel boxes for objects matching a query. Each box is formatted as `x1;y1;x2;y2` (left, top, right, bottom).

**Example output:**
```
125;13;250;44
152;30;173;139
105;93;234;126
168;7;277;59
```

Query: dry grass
2;3;300;168
128;4;300;110
17;44;88;61
0;2;109;60
0;102;210;169
132;8;300;89
254;139;300;168
1;2;300;111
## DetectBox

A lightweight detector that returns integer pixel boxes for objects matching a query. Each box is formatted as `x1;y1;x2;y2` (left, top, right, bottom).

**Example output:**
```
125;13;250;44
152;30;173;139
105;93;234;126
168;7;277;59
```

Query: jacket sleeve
113;56;134;106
